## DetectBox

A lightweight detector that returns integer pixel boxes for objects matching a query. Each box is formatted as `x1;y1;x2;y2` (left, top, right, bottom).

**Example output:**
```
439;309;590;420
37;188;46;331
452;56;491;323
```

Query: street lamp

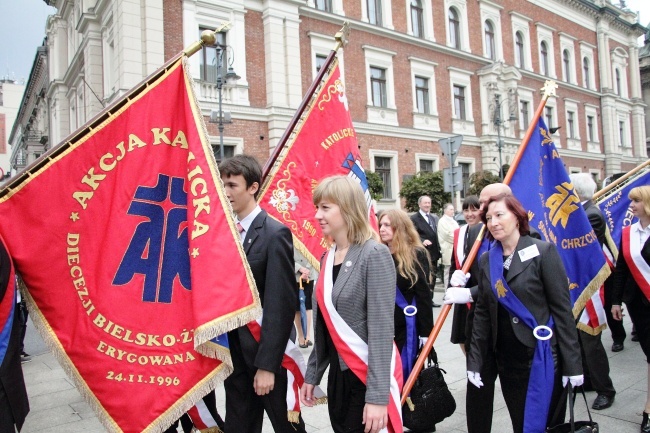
212;44;240;162
492;93;517;180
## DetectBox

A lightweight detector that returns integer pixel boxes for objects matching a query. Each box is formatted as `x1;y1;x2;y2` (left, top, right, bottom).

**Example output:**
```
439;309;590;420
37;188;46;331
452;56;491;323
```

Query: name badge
518;244;540;262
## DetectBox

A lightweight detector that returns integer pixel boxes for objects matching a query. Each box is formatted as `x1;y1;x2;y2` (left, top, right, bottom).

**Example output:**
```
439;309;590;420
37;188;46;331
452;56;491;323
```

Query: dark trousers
163;391;223;433
327;355;367;433
466;354;497;433
604;278;626;344
578;330;616;397
224;334;306;433
498;363;565;433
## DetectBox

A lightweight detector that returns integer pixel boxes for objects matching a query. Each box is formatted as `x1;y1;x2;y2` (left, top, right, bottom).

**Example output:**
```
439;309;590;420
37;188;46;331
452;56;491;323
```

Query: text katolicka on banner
0;57;261;433
258;57;377;269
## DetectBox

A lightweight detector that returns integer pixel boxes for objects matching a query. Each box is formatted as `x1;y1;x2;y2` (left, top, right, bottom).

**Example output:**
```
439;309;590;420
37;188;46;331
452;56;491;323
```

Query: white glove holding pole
443;286;473;304
467;371;483;388
562;375;584;388
450;270;471;287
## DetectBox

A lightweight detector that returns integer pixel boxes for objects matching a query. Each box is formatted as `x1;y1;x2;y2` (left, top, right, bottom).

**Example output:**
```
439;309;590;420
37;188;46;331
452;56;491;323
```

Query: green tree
467;170;501;196
399;171;450;213
365;171;384;201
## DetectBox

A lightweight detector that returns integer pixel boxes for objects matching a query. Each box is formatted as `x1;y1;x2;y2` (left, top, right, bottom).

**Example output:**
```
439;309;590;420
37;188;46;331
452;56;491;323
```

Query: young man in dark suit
410;195;442;306
0;241;29;432
219;155;306;433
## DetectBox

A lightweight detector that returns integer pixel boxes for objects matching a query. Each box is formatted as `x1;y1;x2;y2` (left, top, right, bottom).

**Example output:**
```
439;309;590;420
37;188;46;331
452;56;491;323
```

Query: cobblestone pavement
20;289;646;432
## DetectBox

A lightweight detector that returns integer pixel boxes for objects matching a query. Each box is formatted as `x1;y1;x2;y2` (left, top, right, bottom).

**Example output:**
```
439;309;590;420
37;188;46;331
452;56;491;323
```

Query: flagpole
402;80;559;404
593;159;650;203
261;22;350;180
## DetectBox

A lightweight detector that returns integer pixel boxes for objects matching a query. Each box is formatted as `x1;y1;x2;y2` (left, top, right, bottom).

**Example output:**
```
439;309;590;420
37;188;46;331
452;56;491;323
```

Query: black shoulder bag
402;347;456;432
546;384;599;433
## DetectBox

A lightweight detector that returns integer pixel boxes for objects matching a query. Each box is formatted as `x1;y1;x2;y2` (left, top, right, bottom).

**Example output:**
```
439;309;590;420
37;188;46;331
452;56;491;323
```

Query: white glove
467;371;483;388
562;375;584;388
418;337;428;348
450;270;471;287
443;286;473;304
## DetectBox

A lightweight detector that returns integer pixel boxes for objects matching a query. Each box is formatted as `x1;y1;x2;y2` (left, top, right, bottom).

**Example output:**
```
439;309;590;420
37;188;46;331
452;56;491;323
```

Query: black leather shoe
642;411;650;433
432;302;441;308
592;394;614;410
612;342;624;352
632;334;640;342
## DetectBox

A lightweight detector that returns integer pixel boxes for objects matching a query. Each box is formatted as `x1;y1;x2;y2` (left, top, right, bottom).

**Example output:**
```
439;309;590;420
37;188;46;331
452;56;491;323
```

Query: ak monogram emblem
545;182;580;229
113;174;191;303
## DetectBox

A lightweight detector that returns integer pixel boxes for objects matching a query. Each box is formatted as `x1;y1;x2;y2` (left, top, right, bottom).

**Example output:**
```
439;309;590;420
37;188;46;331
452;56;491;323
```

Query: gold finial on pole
184;22;233;58
541;80;558;99
333;21;350;52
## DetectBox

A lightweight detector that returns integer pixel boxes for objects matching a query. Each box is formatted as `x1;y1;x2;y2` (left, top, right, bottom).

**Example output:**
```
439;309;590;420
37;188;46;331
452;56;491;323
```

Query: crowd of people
4;153;649;433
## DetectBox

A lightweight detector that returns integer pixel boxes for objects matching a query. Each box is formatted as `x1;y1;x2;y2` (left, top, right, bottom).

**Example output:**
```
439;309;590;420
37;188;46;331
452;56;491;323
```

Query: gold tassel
406;397;415;412
288;410;301;424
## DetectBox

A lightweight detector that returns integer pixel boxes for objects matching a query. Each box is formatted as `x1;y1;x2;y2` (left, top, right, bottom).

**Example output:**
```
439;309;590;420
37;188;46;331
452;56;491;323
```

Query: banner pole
261;22;350;181
402;80;558;404
593;159;650;203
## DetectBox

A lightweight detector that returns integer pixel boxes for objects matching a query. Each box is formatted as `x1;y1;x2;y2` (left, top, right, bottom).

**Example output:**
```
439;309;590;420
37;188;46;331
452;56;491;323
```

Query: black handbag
546;384;599;433
402;348;456;432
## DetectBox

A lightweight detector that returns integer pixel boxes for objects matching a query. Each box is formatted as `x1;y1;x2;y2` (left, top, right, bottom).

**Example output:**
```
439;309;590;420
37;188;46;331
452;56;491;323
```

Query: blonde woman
378;209;433;381
612;185;650;432
300;176;402;433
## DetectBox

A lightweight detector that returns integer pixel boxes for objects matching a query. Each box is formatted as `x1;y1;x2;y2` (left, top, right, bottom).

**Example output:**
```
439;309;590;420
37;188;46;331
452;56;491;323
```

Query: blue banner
598;170;650;253
509;117;609;316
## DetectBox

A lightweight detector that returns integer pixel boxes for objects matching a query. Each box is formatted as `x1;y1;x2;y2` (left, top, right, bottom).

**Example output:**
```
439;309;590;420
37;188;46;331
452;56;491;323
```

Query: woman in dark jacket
378;209;433;380
467;193;582;433
611;185;650;432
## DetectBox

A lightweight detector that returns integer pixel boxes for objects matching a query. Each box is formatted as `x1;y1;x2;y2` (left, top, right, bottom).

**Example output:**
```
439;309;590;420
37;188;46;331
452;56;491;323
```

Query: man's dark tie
427;214;434;229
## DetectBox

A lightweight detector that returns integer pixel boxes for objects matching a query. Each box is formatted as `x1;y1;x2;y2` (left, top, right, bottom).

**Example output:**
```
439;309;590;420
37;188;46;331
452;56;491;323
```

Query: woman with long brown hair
378;209;433;380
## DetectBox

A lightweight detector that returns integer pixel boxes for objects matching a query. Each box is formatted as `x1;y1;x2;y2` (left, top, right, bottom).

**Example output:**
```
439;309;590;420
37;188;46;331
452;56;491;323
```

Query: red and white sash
316;246;403;433
187;399;222;433
247;316;326;422
621;225;650;300
453;225;468;270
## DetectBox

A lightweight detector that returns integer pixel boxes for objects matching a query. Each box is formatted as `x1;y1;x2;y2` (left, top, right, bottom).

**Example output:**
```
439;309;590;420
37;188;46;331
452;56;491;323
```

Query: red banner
0;57;260;432
258;58;376;268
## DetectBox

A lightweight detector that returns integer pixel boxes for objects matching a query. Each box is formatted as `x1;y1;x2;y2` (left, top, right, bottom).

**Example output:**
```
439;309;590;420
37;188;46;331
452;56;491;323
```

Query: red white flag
258;58;377;269
0;56;260;432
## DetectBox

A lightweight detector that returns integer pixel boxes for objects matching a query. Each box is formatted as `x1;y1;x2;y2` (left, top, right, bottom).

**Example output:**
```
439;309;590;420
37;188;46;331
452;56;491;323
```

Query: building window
484;20;495;60
515;31;525;68
587;115;594;141
448;8;461;49
540;41;549;76
545;106;553;129
619;121;625;147
567;111;575;138
367;0;382;25
615;69;621;95
411;0;424;38
315;0;332;12
211;144;236;163
315;54;327;73
583;57;590;88
419;159;434;173
414;76;430;114
520;100;529;130
562;49;571;82
453;85;466;120
370;67;387;108
375;156;392;199
200;29;226;83
460;162;471;197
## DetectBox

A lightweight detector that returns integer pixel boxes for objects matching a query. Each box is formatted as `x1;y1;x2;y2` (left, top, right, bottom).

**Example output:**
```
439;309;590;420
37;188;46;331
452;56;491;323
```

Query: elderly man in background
568;173;616;410
410;195;442;306
438;203;459;288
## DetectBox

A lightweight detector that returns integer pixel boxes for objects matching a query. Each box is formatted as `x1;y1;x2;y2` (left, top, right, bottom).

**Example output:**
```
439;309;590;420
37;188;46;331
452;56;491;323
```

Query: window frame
448;7;461;49
484;20;496;60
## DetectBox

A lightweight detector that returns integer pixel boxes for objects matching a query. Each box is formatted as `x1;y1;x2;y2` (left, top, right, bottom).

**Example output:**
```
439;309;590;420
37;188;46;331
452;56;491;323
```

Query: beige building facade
13;0;649;209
